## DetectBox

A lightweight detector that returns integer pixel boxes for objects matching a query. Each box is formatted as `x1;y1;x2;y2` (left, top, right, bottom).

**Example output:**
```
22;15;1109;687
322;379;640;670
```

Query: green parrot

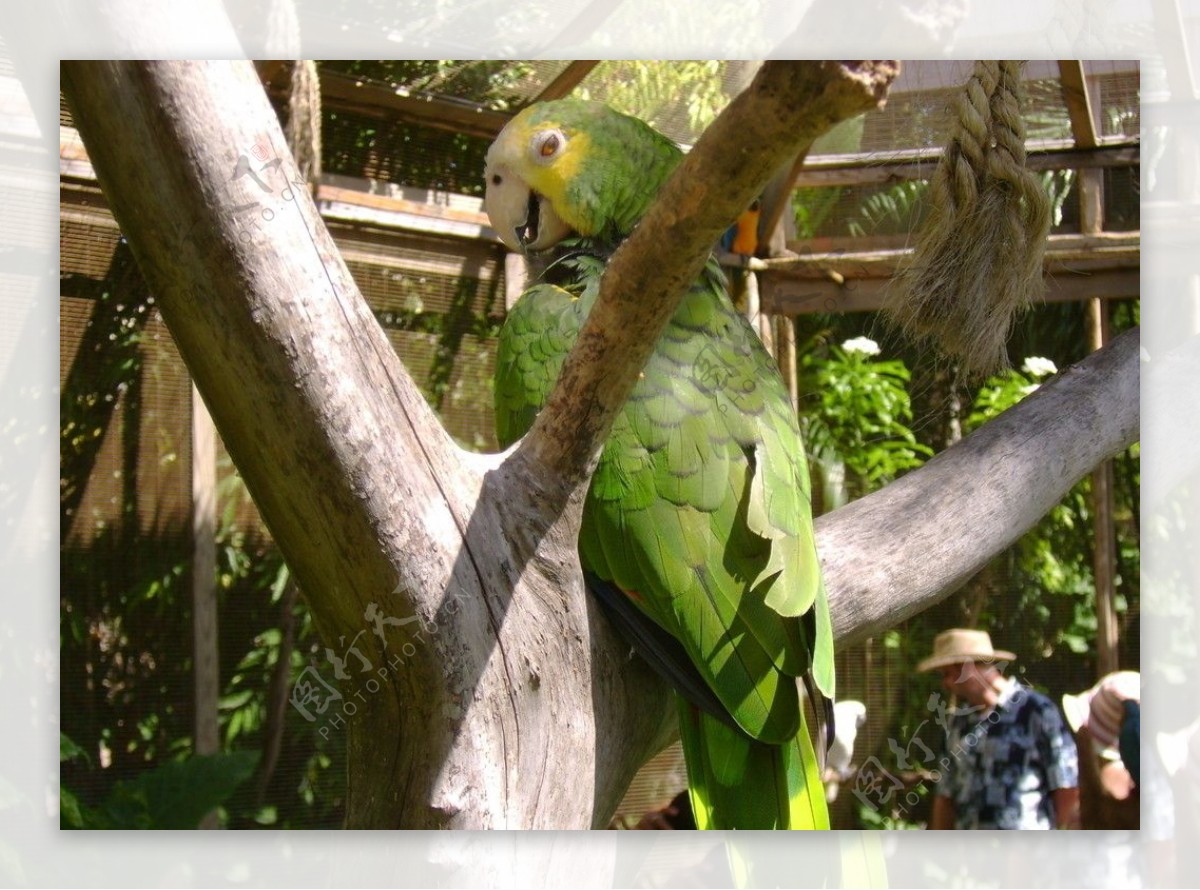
487;99;834;830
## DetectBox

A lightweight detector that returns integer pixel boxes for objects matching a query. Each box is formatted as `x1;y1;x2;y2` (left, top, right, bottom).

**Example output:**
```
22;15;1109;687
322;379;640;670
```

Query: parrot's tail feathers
585;571;740;731
678;698;829;830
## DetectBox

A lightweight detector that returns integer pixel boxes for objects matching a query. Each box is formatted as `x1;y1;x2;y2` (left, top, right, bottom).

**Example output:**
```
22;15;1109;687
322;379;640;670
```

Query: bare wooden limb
1058;60;1099;149
819;327;1141;646
755;148;809;257
299;69;511;140
531;61;599;102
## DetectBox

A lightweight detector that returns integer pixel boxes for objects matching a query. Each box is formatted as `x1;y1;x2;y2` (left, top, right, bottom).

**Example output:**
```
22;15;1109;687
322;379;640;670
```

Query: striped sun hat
1062;671;1140;759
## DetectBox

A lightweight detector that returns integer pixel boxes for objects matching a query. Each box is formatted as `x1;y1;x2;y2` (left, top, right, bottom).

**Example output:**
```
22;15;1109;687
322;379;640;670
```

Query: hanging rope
888;60;1051;378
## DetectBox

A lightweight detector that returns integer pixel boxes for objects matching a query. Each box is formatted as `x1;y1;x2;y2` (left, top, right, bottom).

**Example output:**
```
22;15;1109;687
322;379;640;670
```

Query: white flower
842;336;880;357
1021;356;1058;378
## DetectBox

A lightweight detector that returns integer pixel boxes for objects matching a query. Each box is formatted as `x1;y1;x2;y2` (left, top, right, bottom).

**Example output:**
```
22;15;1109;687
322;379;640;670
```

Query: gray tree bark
61;59;1138;829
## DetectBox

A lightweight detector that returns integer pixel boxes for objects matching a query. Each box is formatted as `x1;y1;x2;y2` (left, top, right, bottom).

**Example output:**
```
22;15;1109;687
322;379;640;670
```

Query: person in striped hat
1063;671;1141;829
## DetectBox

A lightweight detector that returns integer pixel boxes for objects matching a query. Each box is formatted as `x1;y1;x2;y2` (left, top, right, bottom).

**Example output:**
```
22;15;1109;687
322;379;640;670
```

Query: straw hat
917;629;1017;672
1062;671;1140;758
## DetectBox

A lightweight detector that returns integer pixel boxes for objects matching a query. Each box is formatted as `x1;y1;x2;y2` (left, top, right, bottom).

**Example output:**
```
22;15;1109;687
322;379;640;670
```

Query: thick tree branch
820;327;1141;645
519;61;900;505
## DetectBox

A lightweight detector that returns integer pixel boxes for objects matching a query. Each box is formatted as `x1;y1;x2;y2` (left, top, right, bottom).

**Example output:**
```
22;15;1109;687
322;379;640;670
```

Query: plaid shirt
935;677;1079;829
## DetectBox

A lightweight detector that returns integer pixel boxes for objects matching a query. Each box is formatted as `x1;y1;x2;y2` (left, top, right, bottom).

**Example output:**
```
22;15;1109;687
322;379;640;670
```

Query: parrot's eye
491;173;502;185
531;129;567;164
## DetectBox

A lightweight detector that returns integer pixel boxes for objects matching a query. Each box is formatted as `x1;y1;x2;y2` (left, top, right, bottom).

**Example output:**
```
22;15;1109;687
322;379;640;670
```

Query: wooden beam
762;266;1139;315
531;61;598;102
1087;298;1120;677
1058;60;1099;149
65;136;500;244
317;181;495;243
770;233;1139;278
792;144;1138;188
756;148;809;257
312;70;511;140
790;230;1139;257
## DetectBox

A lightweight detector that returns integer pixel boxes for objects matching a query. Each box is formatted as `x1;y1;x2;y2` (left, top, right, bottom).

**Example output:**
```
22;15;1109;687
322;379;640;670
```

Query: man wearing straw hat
919;629;1080;830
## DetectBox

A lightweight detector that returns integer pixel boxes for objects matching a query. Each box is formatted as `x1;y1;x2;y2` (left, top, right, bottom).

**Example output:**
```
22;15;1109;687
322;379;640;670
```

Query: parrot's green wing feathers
488;99;833;829
495;282;582;449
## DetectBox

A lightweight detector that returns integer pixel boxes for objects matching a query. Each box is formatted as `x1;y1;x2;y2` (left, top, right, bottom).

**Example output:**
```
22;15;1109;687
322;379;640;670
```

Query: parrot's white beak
483;162;572;254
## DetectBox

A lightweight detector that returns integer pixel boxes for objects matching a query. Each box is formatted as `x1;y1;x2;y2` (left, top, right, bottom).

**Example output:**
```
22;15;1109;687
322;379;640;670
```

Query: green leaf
93;751;259;829
60;732;88;764
60;787;86;829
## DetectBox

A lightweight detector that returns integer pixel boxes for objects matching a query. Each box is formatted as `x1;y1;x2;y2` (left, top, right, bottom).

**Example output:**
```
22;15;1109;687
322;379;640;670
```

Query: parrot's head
484;99;682;254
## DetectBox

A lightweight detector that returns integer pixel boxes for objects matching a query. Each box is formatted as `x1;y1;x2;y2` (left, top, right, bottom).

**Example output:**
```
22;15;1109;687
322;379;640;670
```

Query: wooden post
749;271;775;357
777;314;798;414
191;384;220;826
1071;70;1121;677
1088;300;1120;677
531;61;598;102
756;150;807;257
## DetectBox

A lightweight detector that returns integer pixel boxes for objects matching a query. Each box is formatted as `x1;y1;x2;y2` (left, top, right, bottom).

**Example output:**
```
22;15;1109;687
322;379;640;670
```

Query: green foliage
792;186;844;241
846;180;928;239
963;358;1053;433
856;782;927;830
574;61;728;142
61;736;257;829
1039;169;1077;227
60;734;88;765
797;335;930;502
792;310;1139;829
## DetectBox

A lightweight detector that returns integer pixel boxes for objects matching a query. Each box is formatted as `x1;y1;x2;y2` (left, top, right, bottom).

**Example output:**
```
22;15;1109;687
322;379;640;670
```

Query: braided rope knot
889;60;1052;377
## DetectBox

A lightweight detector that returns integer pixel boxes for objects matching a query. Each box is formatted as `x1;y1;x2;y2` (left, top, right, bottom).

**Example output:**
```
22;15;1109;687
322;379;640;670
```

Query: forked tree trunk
61;59;1139;828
